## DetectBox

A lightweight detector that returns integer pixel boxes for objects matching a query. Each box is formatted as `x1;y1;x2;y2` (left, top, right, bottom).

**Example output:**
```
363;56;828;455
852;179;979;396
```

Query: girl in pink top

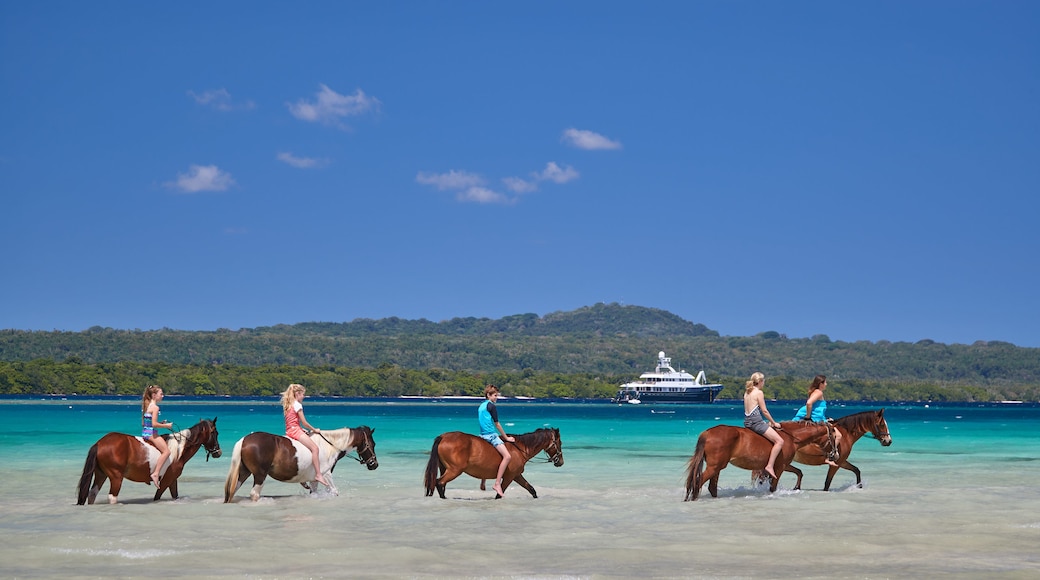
281;383;329;487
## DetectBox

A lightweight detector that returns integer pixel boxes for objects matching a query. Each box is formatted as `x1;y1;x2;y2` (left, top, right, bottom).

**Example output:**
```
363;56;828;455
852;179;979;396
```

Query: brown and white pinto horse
77;418;221;505
223;426;378;502
424;428;564;499
683;420;834;501
787;409;892;490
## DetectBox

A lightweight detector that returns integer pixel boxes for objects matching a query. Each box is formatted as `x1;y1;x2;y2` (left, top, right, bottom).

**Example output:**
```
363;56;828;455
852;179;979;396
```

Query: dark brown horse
424;428;563;499
77;418;221;505
223;426;378;502
683;421;834;501
787;409;892;490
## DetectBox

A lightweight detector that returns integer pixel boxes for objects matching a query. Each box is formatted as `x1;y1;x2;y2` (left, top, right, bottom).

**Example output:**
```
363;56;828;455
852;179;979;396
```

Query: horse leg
784;465;803;491
250;473;269;502
436;467;463;499
107;475;124;504
323;473;339;496
824;461;860;491
512;473;538;498
88;471;106;505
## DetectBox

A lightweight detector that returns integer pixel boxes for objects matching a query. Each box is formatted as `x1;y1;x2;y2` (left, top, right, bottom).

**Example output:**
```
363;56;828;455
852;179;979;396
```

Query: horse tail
77;443;99;505
423;435;443;497
683;435;707;501
223;439;243;503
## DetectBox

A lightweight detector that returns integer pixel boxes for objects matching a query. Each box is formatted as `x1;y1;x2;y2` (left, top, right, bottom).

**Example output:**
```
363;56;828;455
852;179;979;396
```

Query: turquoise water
1;397;1038;578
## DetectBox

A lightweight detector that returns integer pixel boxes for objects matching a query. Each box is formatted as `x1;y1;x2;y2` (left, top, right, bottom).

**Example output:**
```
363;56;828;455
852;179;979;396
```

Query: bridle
318;428;378;468
867;417;892;443
511;429;563;466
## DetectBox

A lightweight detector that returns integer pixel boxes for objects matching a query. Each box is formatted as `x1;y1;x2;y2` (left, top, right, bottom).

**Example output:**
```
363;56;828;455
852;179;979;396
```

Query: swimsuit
793;398;828;422
142;412;156;439
478;400;503;446
285;401;306;440
744;406;770;435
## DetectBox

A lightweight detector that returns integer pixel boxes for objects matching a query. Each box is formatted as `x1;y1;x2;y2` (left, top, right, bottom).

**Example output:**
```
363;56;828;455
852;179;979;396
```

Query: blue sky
2;2;1038;347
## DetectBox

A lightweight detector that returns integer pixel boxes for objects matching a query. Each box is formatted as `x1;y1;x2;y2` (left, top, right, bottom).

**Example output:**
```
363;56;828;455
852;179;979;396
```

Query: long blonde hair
744;372;765;395
141;385;161;413
281;383;306;413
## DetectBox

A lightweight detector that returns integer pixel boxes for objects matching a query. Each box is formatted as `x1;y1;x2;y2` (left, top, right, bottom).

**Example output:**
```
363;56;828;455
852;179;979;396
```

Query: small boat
611;351;724;404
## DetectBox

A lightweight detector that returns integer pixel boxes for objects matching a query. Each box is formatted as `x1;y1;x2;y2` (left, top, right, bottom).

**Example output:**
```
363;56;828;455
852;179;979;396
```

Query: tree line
2;304;1038;401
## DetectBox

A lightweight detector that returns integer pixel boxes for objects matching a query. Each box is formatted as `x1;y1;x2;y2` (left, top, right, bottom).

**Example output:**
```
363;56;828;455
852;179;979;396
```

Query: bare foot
765;468;777;480
316;477;330;487
493;482;505;496
150;473;161;487
825;459;840;467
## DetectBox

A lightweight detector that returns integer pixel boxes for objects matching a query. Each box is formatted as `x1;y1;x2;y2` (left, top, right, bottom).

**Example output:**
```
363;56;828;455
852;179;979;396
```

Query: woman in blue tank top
792;375;842;465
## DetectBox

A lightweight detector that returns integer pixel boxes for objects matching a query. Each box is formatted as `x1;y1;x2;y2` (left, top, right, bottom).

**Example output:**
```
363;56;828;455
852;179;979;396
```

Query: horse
223;426;378;502
683;420;834;501
786;409;892;490
424;428;563;499
77;418;221;505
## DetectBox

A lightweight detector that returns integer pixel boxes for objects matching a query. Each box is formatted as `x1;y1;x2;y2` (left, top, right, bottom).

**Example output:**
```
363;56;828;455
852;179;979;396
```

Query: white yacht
612;351;724;404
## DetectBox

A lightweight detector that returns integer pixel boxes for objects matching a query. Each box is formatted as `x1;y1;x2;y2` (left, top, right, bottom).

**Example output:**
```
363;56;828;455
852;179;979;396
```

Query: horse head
871;409;892;446
198;417;222;461
354;426;379;470
544;427;564;467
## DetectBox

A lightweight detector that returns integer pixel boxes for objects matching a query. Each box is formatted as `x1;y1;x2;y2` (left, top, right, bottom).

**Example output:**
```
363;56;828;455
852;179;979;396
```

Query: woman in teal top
792;375;842;465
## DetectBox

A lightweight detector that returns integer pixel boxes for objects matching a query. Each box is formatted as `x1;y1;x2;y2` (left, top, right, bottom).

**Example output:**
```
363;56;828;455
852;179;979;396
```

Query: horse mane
833;410;883;433
510;427;557;446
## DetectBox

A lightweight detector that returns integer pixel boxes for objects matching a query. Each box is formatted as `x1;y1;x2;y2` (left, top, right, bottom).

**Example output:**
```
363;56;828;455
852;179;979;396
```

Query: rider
743;372;784;480
792;374;842;466
142;385;173;487
478;384;515;497
281;383;330;487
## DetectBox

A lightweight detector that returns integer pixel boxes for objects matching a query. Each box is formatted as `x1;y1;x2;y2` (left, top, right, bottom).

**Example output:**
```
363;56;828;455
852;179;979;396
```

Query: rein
317;430;375;466
509;432;561;464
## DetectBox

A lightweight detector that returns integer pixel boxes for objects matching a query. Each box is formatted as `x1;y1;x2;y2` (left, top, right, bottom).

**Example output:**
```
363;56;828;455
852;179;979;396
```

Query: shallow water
1;398;1038;578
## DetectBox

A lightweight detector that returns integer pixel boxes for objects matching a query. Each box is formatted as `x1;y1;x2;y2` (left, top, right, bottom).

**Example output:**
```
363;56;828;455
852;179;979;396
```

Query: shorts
481;433;503;447
744;409;770;436
286;427;306;441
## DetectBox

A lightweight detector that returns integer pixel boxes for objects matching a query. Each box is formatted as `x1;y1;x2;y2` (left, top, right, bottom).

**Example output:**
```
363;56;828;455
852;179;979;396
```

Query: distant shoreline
1;394;1036;408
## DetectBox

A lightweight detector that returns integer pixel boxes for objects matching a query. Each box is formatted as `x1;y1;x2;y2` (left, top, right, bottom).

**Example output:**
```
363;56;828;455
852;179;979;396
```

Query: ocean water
1;397;1038;579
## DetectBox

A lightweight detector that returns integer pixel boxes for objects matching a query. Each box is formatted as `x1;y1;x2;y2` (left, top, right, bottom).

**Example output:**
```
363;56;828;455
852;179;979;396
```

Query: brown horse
683;421;834;501
424;428;563;499
77;418;221;505
223;426;378;502
787;409;892;490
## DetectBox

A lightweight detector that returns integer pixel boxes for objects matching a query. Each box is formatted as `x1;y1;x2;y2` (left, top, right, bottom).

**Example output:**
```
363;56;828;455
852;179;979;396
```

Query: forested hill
256;303;717;338
1;303;1038;391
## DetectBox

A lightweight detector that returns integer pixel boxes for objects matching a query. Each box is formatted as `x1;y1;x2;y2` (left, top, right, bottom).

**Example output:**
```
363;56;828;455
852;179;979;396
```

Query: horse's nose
367;460;379;470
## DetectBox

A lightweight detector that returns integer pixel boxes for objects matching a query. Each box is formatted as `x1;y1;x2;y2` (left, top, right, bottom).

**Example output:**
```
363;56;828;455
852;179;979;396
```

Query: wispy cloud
416;170;485;191
536;161;580;183
561;128;622;150
502;176;539;193
165;164;235;193
287;84;380;128
416;170;512;204
501;162;580;194
276;151;329;169
188;88;255;111
457;186;511;204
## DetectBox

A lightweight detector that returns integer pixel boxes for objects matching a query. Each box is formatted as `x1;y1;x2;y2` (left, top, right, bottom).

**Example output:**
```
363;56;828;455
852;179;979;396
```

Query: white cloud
288;84;380;127
277;152;329;169
457;187;512;205
502;176;539;193
537;161;580;184
165;164;235;193
416;170;485;191
188;88;255;111
561;128;622;150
